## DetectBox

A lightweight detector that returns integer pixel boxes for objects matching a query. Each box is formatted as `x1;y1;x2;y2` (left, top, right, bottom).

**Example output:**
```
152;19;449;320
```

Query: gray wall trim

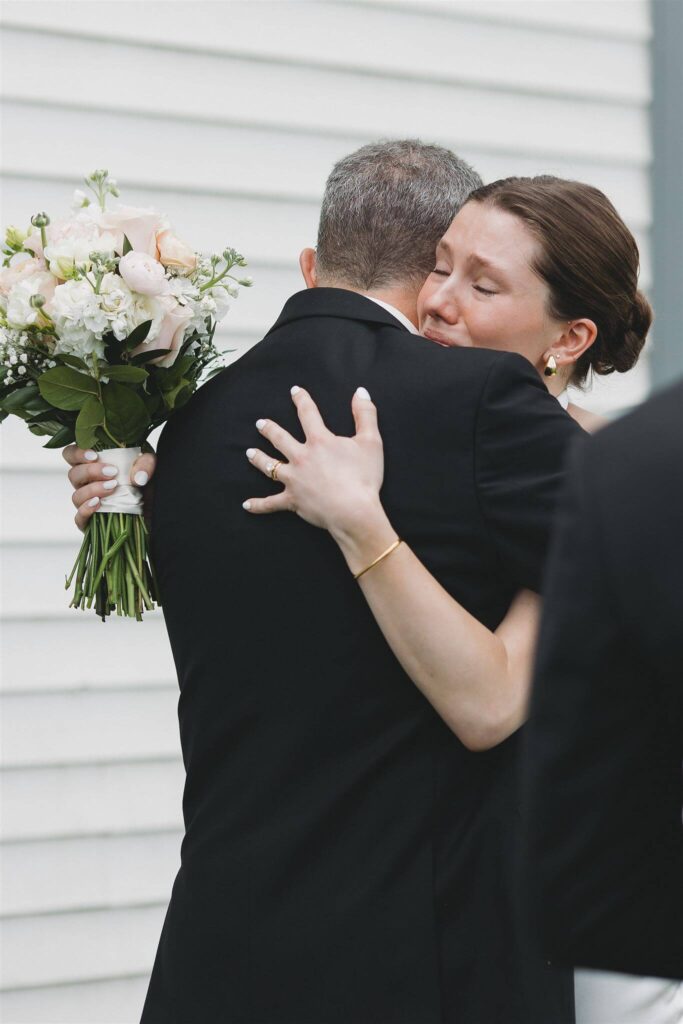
650;0;683;387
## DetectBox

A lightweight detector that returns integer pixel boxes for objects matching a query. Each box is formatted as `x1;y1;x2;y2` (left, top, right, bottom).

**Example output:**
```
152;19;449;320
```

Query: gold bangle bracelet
353;538;403;581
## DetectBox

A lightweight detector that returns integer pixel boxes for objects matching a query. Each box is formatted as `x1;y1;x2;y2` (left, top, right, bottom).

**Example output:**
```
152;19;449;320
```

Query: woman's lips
422;326;458;347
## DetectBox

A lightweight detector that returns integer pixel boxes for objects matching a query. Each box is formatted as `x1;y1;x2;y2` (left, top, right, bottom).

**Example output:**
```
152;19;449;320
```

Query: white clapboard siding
0;2;653;1017
3;831;182;916
1;617;175;692
1;904;165;989
2;759;184;842
0;976;151;1024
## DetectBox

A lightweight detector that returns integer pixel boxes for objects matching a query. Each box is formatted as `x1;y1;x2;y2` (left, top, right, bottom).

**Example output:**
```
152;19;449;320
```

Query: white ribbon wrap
97;447;144;515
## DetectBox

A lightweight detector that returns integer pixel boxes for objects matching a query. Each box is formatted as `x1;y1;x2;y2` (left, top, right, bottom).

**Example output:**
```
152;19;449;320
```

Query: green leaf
130;347;171;366
102;365;149;384
124;319;152;351
29;420;63;437
154;355;195;391
2;385;46;415
161;380;189;410
101;381;150;444
43;424;76;448
38;367;98;411
75;395;105;449
122;234;133;256
55;353;88;370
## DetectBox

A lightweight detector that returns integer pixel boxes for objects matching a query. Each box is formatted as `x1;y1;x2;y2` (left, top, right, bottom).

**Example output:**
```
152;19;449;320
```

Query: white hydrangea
50;279;109;358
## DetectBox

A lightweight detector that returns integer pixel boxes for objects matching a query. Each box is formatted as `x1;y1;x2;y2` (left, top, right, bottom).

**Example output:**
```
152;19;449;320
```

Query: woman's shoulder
567;402;608;434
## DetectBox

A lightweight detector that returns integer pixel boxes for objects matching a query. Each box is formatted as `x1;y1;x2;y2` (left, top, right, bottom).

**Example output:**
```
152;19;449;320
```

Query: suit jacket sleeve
474;353;581;592
520;436;683;980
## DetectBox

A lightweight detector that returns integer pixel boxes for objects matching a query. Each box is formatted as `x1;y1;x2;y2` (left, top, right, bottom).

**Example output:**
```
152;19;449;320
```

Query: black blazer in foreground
143;288;580;1023
521;379;683;981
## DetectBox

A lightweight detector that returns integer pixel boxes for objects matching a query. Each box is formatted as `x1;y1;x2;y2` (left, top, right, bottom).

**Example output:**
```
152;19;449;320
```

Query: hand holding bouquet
0;170;252;620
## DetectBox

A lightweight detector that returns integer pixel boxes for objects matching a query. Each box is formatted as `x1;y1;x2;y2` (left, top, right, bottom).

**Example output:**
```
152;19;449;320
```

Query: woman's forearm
331;501;539;750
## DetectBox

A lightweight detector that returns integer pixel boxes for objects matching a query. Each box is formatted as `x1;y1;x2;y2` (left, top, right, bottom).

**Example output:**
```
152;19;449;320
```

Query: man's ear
299;248;318;289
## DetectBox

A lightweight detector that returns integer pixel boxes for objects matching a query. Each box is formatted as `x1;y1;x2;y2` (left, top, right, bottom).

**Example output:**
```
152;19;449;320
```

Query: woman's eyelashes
431;266;450;276
473;284;498;296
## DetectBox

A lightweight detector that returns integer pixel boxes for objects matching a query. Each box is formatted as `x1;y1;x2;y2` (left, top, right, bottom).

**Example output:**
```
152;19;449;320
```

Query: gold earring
544;354;558;377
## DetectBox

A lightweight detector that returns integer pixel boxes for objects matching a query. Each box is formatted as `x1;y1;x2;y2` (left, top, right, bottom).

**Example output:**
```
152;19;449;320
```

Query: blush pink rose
118;251;169;296
98;205;165;256
156;229;197;273
130;298;193;368
0;256;47;296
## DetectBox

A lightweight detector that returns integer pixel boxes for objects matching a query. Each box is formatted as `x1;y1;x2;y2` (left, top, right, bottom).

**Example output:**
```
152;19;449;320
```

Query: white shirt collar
556;389;570;410
364;295;419;334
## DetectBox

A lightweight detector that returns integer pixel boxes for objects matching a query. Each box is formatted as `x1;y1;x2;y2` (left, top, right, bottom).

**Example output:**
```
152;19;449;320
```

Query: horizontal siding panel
1;617;174;693
2;688;181;768
0;9;650;103
3;830;181;916
358;0;651;39
2;759;183;842
1;59;650;165
1;903;163;989
0;974;149;1024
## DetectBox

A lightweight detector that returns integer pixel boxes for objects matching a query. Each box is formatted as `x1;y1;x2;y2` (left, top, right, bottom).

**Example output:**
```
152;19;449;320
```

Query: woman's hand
244;386;386;540
62;445;157;531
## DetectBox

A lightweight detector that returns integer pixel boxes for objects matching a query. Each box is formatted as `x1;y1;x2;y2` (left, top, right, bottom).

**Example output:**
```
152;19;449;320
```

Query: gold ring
269;460;282;482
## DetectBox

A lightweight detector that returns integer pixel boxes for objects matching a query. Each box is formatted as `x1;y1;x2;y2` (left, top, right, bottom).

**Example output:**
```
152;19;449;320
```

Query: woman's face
417;202;564;375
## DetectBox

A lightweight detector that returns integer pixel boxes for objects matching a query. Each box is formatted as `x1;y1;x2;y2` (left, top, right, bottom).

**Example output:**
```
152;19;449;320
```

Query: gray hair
316;139;482;291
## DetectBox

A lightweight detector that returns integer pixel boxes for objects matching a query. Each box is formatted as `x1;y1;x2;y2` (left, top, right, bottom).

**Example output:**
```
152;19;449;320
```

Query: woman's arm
244;386;540;751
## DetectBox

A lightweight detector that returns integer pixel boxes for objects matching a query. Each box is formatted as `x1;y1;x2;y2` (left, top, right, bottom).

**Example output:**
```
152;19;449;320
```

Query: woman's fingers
130;451;157;487
246;447;289;483
242;493;292;515
351;386;379;439
255;417;301;461
62;444;99;468
75;494;102;532
290;386;328;441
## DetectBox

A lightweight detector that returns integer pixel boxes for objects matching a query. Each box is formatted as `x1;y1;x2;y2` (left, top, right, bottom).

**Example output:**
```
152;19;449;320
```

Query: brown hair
466;176;652;385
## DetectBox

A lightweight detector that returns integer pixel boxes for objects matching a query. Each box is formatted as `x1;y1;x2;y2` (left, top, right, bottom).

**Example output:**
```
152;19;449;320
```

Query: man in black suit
521;379;683;983
67;140;580;1022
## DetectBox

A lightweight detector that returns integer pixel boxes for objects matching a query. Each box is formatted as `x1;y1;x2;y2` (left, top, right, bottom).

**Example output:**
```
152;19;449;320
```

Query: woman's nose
425;279;460;324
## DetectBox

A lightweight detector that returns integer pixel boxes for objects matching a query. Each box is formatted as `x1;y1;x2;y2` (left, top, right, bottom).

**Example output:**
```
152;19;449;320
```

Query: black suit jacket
521;379;683;981
143;288;580;1023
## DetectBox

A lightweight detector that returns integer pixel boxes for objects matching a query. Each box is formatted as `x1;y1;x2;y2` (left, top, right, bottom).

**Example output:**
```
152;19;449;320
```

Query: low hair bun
593;289;652;376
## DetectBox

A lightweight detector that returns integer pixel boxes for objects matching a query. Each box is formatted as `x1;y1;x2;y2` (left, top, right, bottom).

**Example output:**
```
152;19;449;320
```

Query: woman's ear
299;248;318;289
552;319;598;368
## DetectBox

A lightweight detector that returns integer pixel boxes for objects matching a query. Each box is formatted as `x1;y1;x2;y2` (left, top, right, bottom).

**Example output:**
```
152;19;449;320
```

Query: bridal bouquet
0;169;251;621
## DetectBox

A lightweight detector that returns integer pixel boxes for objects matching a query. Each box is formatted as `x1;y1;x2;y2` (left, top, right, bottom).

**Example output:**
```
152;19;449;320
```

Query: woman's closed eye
431;266;450;277
473;284;498;296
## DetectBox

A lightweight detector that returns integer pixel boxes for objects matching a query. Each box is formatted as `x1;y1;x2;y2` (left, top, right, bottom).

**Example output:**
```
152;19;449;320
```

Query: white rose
6;272;57;328
118;251;169;296
99;272;136;340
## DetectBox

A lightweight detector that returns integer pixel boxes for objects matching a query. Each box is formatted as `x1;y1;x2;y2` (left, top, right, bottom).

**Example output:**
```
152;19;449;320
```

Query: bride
65;175;680;1022
239;176;681;1024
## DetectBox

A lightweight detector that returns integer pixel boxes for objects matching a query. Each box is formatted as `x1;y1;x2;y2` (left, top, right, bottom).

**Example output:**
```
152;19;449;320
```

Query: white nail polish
242;500;252;511
290;385;301;395
103;479;117;490
256;419;266;430
102;465;118;477
246;448;256;459
356;386;371;400
84;450;98;462
134;470;149;486
88;496;100;507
